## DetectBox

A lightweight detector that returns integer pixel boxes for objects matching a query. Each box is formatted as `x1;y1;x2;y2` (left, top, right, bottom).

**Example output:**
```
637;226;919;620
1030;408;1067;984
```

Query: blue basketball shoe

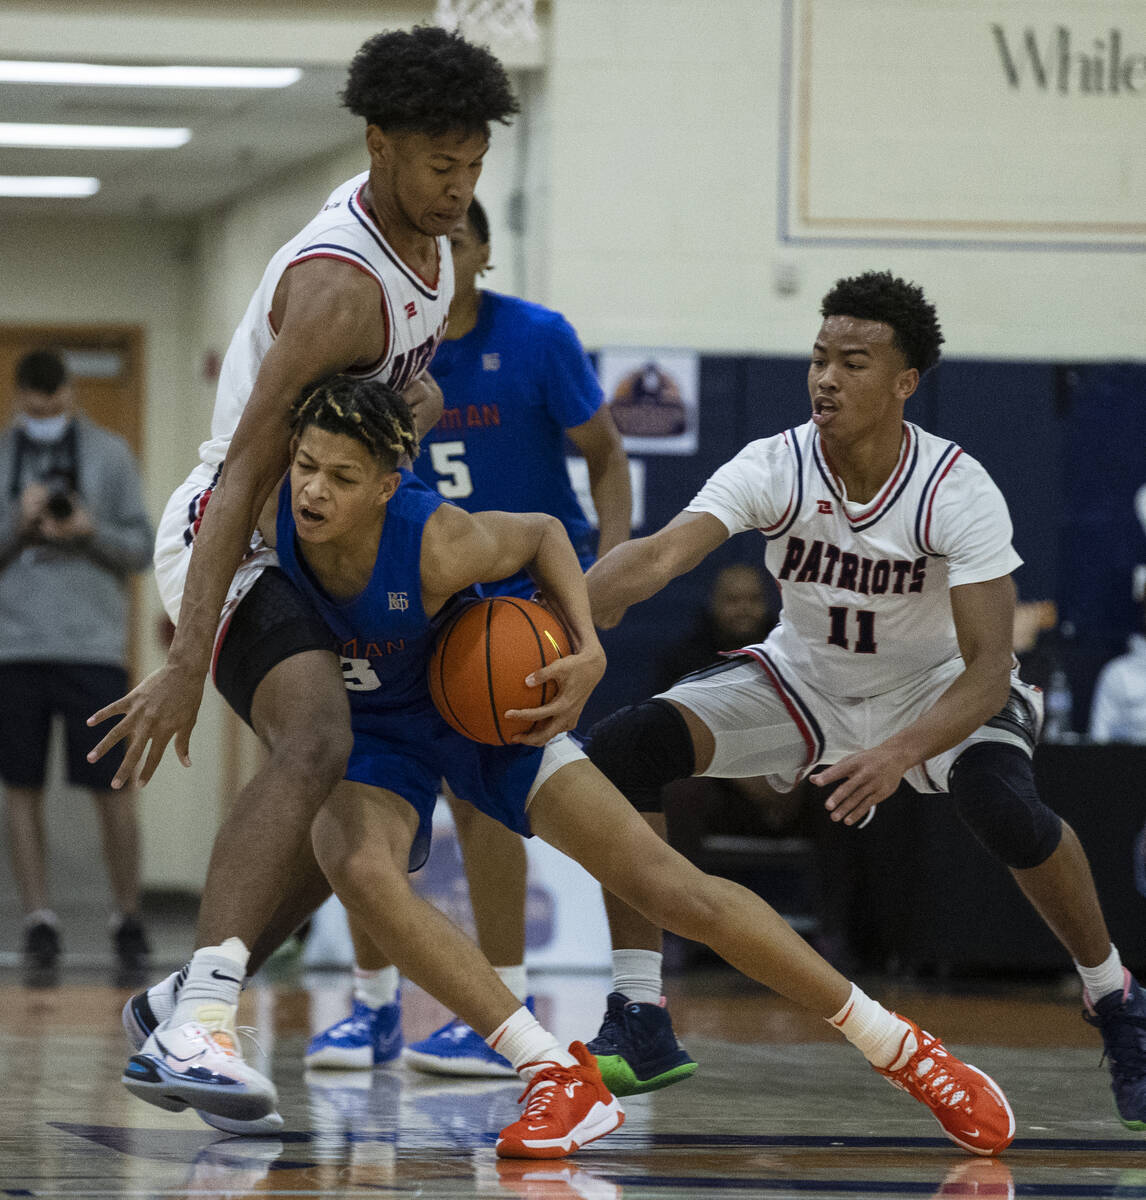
404;997;535;1077
305;998;403;1070
1084;969;1146;1130
586;992;697;1096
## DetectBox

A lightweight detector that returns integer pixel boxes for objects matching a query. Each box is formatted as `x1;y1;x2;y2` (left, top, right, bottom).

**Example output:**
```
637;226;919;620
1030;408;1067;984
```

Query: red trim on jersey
922;447;964;552
354;184;441;291
818;424;913;525
273;255;392;368
735;646;817;770
210;611;234;684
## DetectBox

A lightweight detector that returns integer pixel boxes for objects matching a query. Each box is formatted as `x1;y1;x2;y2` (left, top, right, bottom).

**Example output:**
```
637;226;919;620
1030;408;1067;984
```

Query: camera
44;483;74;521
41;471;75;521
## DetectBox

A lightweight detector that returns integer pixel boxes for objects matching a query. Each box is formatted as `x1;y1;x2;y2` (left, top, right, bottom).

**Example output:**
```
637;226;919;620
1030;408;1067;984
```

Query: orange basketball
428;596;573;745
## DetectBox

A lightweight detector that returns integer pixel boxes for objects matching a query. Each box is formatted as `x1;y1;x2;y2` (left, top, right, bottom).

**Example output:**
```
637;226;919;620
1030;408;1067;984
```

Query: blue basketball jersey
274;468;544;870
275;469;448;709
414;291;604;596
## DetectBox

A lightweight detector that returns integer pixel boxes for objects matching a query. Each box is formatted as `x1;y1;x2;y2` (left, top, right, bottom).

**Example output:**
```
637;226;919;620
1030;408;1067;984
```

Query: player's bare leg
313;778;623;1158
529;760;1015;1156
195;648;351;950
308;785;531;1072
1011;821;1111;966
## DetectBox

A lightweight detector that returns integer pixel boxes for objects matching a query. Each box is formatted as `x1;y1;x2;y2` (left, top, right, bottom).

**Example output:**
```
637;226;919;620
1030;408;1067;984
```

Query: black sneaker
24;921;60;969
586;991;697;1096
1084;969;1146;1130
113;915;151;971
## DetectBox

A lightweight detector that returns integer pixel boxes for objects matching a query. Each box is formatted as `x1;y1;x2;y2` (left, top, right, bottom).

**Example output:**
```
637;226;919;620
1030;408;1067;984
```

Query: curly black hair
820;270;944;374
342;26;519;136
291;376;419;470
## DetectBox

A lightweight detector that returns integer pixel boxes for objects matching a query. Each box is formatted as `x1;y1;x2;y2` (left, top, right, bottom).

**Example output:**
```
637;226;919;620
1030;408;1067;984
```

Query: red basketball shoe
874;1016;1015;1156
496;1041;624;1159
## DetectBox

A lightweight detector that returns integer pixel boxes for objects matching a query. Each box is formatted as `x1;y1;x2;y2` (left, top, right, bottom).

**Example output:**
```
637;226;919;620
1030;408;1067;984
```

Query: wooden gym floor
1;953;1145;1200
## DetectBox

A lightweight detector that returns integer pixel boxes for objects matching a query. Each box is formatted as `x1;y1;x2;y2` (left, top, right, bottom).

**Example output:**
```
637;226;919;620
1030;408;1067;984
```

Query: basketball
428;596;572;745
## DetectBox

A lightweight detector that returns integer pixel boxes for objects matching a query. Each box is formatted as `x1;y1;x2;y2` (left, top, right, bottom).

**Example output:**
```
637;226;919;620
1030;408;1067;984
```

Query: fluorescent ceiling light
0;123;190;149
0;176;100;197
0;61;301;89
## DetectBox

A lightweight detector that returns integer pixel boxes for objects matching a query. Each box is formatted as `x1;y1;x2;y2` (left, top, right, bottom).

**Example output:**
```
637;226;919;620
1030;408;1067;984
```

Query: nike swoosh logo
210;969;242;984
153;1034;205;1064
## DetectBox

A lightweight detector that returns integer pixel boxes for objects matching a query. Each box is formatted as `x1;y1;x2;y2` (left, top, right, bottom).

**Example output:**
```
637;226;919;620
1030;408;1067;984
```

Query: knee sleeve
948;742;1062;869
584;699;696;812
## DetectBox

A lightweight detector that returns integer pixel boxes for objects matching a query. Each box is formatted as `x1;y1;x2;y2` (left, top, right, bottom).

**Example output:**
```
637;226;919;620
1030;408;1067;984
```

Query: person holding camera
0;349;153;972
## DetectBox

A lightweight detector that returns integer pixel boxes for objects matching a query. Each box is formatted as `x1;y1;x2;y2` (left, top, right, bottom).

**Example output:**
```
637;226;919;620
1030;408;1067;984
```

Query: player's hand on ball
505;642;607;746
86;664;204;788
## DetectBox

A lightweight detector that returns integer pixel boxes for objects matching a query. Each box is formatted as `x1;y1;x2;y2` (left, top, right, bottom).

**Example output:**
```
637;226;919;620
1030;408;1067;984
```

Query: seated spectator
654;562;778;691
1089;595;1146;744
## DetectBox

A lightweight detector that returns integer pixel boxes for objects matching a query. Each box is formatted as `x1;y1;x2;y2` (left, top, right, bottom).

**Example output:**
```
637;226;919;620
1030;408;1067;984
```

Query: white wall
545;0;1146;360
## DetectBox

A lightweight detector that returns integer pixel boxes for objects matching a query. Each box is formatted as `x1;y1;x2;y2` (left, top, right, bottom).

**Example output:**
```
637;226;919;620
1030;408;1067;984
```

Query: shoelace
1098;1009;1146;1073
897;1038;971;1114
517;1063;582;1114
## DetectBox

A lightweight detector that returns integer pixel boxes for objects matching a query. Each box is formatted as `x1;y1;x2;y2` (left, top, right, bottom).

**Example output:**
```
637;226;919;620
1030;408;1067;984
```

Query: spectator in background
0;350;153;972
1089;593;1146;744
654;562;777;692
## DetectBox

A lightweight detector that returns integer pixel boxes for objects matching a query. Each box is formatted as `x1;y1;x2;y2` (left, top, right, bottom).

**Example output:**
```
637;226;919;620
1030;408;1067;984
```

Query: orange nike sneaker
874;1016;1015;1156
496;1041;625;1159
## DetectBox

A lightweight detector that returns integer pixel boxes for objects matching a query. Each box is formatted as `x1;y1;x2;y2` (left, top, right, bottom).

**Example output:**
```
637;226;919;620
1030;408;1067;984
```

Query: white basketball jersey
687;420;1022;699
198;171;454;466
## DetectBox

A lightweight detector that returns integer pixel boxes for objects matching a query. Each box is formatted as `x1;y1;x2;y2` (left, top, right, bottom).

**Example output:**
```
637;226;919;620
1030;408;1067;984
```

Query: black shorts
0;662;130;790
213;566;338;727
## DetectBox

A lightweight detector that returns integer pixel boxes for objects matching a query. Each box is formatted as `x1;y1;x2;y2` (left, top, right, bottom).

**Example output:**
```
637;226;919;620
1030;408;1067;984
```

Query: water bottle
1042;666;1073;743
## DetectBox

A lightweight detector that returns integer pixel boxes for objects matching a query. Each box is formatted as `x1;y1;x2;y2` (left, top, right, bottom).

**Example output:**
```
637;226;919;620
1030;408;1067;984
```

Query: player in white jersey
85;28;559;1133
583;271;1146;1134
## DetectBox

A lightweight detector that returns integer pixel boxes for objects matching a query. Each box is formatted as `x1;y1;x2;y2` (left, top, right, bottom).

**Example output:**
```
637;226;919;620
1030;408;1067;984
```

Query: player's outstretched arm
585;509;730;628
86;260;386;788
423;505;604;744
813;573;1017;825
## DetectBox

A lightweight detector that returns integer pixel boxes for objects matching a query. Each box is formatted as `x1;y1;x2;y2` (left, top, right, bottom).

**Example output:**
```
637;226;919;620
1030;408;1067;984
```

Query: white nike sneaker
123;1018;278;1123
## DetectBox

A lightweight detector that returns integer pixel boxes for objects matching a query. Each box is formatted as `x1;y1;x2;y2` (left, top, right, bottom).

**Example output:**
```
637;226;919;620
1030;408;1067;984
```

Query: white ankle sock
1076;944;1125;1002
170;937;249;1026
494;963;529;1003
353;965;399;1009
826;983;915;1070
612;949;662;1005
486;1006;576;1080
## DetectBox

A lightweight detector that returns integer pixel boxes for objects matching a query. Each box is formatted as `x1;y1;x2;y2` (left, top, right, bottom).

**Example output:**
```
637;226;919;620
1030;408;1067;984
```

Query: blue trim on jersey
294;242;381;277
758;648;826;767
851;431;920;532
765;429;804;540
812;427;920;533
912;442;960;556
348;187;440;301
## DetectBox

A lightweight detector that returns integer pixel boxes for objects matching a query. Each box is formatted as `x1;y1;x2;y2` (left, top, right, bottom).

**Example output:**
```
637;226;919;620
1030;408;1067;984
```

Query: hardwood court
2;963;1144;1200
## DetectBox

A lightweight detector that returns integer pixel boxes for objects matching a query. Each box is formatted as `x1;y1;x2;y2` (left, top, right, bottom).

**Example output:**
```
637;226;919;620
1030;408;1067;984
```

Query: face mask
19;413;71;443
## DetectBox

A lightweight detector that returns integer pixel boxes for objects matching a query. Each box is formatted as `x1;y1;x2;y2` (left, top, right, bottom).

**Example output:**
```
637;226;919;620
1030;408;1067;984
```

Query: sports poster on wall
596;348;700;455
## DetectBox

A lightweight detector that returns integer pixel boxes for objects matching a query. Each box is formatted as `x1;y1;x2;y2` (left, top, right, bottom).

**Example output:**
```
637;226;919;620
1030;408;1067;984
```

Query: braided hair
290;376;419;470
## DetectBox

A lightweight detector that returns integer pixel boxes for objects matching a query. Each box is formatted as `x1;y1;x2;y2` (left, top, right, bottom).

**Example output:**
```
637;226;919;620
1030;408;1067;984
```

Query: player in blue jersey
220;374;1014;1159
306;197;634;1077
